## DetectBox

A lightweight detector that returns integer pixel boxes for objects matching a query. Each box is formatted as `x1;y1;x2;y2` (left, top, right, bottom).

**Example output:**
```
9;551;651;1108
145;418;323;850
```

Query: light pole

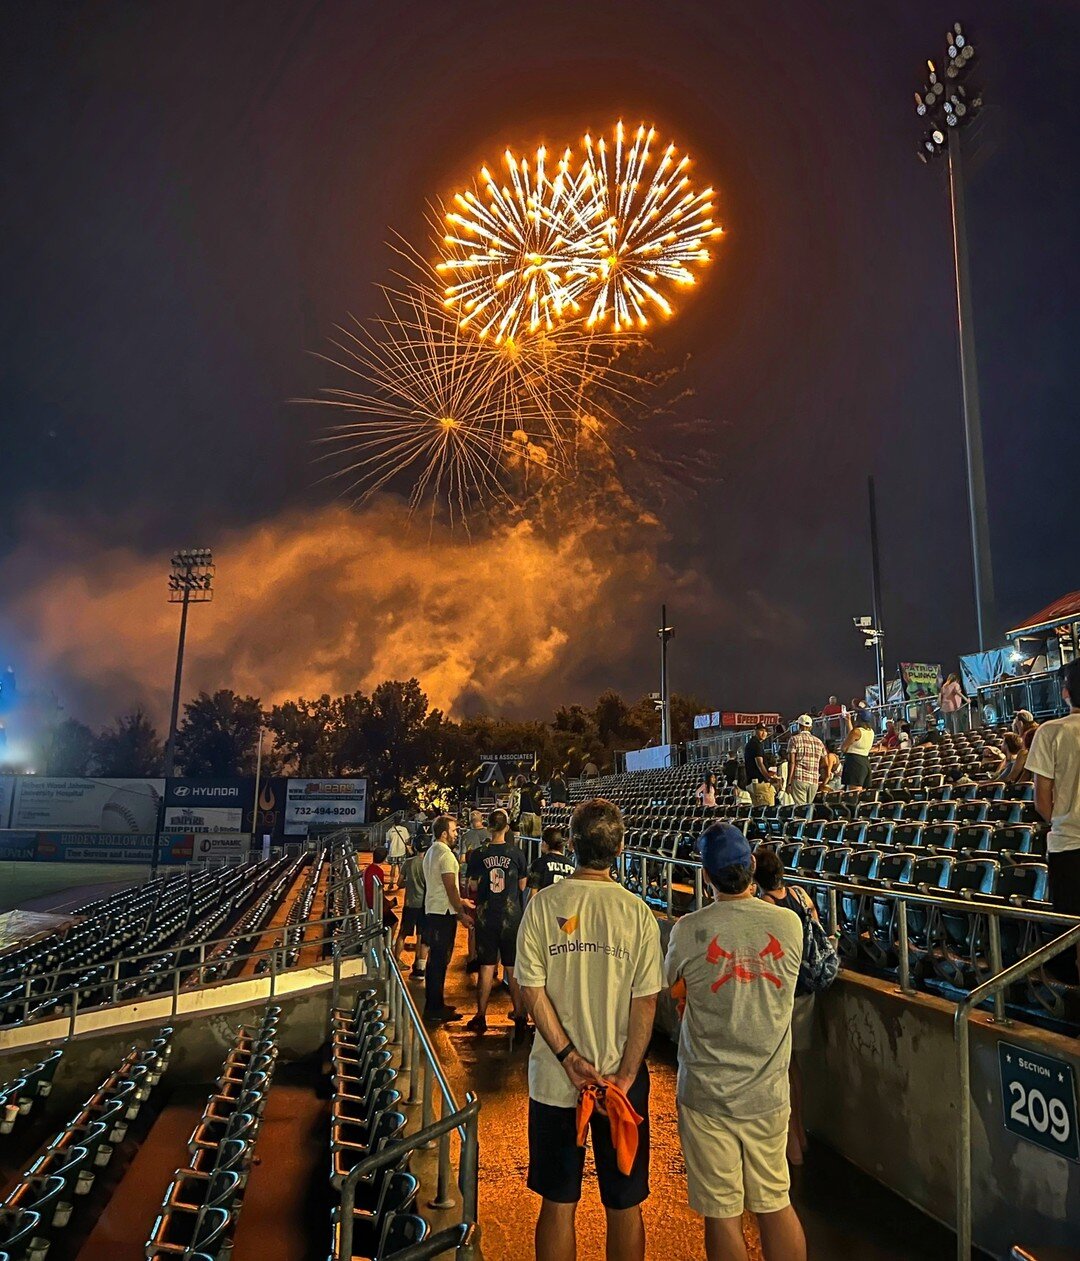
657;605;674;749
914;21;995;649
867;476;887;705
163;548;215;777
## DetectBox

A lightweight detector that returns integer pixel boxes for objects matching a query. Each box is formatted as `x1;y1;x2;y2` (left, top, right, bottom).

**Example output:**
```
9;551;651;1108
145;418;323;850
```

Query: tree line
32;680;703;815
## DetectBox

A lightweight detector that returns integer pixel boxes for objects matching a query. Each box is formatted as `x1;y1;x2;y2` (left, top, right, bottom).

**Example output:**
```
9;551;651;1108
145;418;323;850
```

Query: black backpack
786;886;840;996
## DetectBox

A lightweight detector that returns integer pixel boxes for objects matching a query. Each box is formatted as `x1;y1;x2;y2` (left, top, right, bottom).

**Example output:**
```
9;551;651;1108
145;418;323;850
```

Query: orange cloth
670;976;688;1020
575;1081;644;1175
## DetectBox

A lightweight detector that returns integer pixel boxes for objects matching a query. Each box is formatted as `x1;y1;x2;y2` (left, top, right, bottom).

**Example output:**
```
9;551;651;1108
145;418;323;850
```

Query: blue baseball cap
698;823;753;876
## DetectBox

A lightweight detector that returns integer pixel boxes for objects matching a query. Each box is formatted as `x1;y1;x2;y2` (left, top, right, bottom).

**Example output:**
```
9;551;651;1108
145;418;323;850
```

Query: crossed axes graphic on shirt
706;933;785;990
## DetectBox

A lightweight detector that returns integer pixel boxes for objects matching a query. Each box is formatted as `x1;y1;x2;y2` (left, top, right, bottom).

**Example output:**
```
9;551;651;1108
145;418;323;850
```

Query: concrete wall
803;973;1079;1259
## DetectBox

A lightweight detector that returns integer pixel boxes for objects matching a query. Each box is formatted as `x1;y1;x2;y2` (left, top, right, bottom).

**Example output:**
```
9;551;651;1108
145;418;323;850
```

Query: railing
954;923;1080;1260
975;672;1067;725
334;940;480;1261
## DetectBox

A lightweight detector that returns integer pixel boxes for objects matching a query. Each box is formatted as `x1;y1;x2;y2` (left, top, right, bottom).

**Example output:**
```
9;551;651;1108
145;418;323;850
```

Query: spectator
517;798;664;1261
399;839;429;977
821;695;845;718
460;808;489;860
821;741;842;792
881;719;900;750
548;771;570;806
665;825;806;1261
722;753;742;786
519;774;545;839
422;815;474;1024
1002;732;1031;785
755;848;819;1168
529;826;577;892
850;696;873;726
898;722;913;752
363;845;398;935
980;744;1007;778
939;673;968;734
785;716;825;808
840;719;874;789
696;772;719;808
917;727;943;749
466;808;529;1034
386;814;410;890
459;808;489;973
751;764;778;809
744;725;771;786
1026;662;1080;977
948;766;975;787
1013;709;1040;750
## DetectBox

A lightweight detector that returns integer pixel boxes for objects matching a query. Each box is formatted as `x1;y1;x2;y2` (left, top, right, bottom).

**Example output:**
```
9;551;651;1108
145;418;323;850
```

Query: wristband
555;1042;574;1064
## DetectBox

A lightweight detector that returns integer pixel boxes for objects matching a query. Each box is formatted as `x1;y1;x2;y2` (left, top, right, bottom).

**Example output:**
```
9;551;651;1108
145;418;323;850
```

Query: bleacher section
548;730;1077;1033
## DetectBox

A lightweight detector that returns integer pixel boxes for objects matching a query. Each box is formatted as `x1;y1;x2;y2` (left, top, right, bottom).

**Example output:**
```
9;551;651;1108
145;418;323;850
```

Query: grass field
0;862;150;914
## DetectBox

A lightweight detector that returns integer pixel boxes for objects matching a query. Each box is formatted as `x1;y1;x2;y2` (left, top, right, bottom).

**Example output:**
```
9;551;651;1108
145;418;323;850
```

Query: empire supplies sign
998;1041;1079;1162
284;778;367;836
11;778;164;834
163;806;244;834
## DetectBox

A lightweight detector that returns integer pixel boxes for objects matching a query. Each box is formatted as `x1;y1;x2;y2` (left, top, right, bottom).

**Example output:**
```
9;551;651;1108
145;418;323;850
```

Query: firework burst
436;144;598;343
312;284;559;523
577;121;723;331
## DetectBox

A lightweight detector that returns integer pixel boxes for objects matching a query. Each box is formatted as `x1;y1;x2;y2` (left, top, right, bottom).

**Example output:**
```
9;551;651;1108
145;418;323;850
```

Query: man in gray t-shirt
665;825;806;1260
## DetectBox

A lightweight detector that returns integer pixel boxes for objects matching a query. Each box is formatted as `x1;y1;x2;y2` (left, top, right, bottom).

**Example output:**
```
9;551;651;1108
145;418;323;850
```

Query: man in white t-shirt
1026;661;1080;977
516;798;664;1261
421;815;473;1023
665;824;806;1261
386;815;410;890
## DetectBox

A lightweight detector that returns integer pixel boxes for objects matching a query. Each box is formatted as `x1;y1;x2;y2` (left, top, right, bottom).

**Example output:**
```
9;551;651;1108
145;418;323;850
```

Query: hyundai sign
165;778;255;810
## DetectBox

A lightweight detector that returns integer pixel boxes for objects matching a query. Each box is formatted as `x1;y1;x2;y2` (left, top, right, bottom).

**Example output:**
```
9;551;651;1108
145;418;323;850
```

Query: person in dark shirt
547;772;570;806
517;776;544;839
362;846;398;933
465;808;529;1033
744;724;771;784
528;827;576;893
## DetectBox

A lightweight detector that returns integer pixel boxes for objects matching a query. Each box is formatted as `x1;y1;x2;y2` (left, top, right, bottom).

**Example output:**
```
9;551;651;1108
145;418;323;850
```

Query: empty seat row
144;1005;280;1259
0;1029;172;1261
0;1050;62;1138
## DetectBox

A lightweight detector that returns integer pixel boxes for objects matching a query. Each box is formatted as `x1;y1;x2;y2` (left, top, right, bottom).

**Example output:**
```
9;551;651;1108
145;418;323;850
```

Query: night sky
2;1;1078;724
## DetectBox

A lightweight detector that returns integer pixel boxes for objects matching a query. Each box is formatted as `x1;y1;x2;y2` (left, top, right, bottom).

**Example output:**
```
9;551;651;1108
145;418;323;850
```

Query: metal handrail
953;922;1080;1260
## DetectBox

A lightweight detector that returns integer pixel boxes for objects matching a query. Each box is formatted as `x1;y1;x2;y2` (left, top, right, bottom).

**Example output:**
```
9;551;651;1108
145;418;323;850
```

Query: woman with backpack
755;846;837;1167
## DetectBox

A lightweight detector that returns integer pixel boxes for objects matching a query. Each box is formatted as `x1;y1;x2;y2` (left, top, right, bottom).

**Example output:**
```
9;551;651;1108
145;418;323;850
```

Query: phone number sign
284;778;367;835
998;1041;1078;1161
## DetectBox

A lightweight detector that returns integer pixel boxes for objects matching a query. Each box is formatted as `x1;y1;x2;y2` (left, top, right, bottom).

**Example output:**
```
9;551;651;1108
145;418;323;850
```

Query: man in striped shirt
786;716;826;807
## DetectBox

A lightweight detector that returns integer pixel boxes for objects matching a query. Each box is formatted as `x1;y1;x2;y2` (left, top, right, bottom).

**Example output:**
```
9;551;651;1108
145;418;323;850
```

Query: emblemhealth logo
549;913;632;961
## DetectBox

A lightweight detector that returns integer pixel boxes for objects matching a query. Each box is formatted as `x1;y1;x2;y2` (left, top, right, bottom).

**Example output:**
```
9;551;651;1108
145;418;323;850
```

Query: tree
175;690;264;777
93;710;164;776
266;695;345;775
344;679;445;814
42;718;96;776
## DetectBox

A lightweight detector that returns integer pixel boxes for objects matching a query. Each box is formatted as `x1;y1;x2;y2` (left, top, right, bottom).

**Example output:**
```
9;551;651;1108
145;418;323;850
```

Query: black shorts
1048;849;1080;916
475;912;520;967
400;906;425;940
527;1065;650;1209
842;753;871;788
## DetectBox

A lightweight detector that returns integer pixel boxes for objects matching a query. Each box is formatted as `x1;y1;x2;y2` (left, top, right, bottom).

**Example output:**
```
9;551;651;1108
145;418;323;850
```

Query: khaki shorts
791;993;815;1054
678;1101;790;1218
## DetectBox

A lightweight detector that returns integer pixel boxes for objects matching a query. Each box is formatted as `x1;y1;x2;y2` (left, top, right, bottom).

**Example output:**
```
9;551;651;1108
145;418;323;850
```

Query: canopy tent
1006;590;1080;641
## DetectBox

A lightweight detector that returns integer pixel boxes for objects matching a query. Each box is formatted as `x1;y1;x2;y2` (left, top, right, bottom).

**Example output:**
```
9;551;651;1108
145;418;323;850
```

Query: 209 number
1008;1081;1071;1142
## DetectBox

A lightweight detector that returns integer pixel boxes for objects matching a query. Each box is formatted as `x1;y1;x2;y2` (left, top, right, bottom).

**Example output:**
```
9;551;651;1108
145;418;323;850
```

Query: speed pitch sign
998;1041;1079;1162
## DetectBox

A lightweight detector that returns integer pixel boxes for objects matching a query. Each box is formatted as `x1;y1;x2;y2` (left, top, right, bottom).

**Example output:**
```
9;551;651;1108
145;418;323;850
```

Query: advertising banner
11;778;164;833
693;712;722;731
163;805;243;834
284;778;367;836
191;833;250;866
33;832;185;864
164;778;254;810
721;712;782;730
625;746;673;772
0;831;37;862
0;776;14;828
254;777;288;840
899;663;943;701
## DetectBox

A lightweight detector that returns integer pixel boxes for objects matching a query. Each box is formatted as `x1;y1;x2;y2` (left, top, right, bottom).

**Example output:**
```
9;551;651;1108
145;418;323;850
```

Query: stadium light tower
163;548;215;776
914;21;995;650
657;606;674;749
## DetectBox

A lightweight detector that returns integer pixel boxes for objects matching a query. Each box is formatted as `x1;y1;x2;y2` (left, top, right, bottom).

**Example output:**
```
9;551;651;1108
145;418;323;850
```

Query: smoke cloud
0;498;739;728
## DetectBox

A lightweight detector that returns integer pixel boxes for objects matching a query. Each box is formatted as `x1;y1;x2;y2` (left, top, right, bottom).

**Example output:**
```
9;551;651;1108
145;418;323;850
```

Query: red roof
1007;591;1080;638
